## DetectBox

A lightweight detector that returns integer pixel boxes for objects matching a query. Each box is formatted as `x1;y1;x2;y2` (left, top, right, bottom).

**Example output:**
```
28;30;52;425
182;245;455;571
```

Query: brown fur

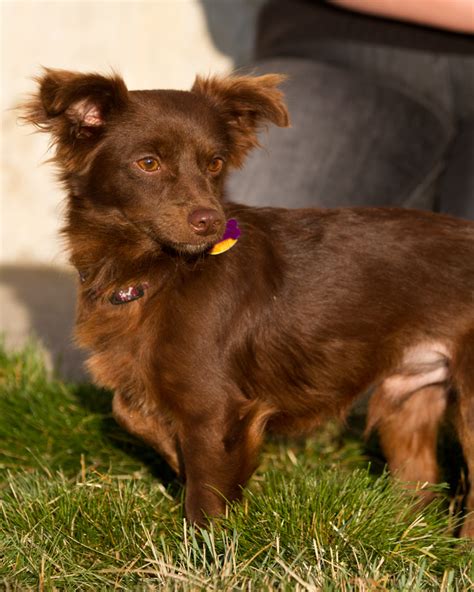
21;68;474;534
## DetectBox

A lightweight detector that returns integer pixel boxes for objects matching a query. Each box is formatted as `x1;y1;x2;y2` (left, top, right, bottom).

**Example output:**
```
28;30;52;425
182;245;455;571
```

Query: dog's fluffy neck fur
63;192;165;296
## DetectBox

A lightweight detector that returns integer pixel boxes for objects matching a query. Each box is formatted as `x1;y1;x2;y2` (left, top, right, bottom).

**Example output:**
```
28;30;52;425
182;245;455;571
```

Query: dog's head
22;69;289;255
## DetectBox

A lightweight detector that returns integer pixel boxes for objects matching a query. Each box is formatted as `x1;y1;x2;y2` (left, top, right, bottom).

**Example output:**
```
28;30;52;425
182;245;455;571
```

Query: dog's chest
75;292;158;403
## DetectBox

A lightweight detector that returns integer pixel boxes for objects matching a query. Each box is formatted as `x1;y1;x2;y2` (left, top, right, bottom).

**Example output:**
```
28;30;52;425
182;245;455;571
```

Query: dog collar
109;283;149;305
209;218;241;255
79;272;149;305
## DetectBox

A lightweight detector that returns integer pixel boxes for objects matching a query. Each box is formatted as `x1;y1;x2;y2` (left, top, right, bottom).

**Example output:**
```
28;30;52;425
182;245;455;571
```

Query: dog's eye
136;157;160;172
208;157;224;174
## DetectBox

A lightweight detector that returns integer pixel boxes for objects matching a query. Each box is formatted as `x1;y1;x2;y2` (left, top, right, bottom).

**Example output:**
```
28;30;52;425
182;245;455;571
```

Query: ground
0;343;472;590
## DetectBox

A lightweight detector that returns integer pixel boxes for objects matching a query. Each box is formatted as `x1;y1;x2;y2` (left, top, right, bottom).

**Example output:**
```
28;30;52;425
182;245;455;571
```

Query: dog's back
165;204;474;419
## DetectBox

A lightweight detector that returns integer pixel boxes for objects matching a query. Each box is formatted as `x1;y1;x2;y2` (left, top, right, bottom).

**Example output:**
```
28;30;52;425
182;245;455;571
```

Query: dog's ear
191;74;290;167
20;68;128;170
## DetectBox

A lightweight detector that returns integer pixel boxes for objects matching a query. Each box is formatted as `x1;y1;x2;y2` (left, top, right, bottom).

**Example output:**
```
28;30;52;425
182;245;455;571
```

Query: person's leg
226;58;453;209
438;124;474;219
438;56;474;220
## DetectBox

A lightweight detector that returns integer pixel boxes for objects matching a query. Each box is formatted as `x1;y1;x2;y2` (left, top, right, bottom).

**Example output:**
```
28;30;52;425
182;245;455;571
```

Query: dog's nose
188;208;222;236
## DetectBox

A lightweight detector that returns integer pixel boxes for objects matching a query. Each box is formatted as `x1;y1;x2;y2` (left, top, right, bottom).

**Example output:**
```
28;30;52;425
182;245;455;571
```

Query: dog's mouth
166;239;217;256
120;210;231;257
166;218;242;256
139;223;221;256
120;214;218;255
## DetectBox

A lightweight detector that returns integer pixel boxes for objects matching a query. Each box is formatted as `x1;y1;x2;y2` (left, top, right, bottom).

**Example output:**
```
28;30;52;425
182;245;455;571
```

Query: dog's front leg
178;400;269;525
112;391;180;475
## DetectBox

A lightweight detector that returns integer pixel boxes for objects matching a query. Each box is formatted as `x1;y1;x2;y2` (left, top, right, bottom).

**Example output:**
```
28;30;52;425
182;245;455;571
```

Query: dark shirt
256;0;474;58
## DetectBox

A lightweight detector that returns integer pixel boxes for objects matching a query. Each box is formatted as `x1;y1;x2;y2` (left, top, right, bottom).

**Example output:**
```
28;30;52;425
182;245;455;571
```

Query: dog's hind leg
452;329;474;538
112;391;180;475
367;384;448;503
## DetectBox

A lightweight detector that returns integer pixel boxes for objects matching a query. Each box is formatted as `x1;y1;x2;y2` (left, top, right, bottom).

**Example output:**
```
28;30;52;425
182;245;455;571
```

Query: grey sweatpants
227;43;474;219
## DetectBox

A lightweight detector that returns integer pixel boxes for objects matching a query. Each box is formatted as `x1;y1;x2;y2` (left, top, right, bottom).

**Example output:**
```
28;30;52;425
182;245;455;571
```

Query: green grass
0;344;472;590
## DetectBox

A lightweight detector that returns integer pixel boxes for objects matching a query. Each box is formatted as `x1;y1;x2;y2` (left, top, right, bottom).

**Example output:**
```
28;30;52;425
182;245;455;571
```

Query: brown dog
22;69;474;535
